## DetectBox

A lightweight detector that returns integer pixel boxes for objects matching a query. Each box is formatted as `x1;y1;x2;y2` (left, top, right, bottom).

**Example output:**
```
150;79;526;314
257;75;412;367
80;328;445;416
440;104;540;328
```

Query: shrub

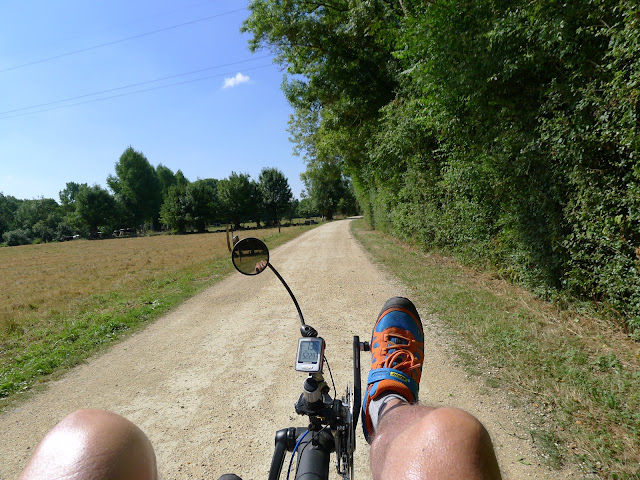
3;229;33;246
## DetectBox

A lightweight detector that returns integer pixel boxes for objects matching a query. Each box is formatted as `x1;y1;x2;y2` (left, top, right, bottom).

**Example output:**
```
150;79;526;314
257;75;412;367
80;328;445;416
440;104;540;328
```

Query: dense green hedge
244;0;640;334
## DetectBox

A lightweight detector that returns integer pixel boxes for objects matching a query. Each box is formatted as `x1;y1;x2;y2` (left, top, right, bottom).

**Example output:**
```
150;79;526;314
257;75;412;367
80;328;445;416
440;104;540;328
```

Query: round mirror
232;237;270;276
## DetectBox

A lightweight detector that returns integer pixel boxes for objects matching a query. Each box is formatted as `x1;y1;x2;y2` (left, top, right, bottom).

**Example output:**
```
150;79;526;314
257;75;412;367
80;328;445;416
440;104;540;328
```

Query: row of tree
1;147;359;246
243;0;640;334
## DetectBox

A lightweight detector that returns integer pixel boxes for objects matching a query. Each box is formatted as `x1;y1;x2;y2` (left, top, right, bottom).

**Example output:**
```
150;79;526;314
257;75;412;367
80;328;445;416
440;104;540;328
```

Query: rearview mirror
231;237;270;276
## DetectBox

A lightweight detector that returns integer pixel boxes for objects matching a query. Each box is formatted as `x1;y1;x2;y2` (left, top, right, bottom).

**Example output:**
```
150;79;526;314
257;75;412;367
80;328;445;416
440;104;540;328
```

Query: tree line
243;0;640;334
0;146;359;246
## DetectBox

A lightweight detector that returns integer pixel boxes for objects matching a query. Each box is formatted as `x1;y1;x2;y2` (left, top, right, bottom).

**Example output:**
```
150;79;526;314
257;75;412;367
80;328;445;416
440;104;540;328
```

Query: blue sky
0;0;306;201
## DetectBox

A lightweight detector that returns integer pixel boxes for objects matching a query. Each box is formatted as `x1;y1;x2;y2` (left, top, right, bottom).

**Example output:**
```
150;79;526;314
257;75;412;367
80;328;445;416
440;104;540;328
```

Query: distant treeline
244;0;640;334
0;147;359;245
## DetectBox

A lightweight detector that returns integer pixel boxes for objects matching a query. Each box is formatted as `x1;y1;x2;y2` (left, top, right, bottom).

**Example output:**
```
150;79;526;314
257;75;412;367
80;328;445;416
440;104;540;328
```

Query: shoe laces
382;332;421;374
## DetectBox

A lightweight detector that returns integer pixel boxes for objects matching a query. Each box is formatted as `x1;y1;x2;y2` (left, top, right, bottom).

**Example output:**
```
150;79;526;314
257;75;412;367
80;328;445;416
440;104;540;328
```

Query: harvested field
0;227;311;403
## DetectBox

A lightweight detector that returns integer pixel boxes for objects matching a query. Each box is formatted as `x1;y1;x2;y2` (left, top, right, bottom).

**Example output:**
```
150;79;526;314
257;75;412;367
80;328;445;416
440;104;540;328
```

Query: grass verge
352;219;640;480
0;226;315;410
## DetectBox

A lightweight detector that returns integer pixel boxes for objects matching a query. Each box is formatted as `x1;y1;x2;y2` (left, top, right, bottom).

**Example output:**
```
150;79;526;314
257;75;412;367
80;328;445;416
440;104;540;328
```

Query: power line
0;64;275;120
0;7;247;74
0;56;271;116
5;0;221;59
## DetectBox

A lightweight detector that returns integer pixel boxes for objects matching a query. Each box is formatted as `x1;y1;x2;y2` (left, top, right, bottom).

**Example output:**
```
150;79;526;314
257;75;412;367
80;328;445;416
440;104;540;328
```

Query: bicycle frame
267;336;368;480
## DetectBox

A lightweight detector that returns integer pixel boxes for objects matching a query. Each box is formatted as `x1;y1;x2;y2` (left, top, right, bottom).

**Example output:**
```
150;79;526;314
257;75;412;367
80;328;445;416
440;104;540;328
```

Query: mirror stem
268;264;306;327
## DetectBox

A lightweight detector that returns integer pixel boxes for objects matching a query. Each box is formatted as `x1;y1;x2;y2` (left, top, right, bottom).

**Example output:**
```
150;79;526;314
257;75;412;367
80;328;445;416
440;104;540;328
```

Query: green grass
351;219;640;480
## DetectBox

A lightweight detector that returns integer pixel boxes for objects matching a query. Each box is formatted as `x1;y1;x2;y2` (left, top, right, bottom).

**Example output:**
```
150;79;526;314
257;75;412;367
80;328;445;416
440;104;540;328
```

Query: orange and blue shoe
361;297;424;443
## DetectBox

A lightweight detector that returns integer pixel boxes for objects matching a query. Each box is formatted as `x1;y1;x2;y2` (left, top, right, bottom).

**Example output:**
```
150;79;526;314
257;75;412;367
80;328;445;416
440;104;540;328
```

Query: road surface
1;219;577;479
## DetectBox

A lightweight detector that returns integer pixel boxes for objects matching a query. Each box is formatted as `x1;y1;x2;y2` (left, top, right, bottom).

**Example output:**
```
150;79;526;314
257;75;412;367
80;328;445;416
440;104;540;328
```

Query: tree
0;193;20;239
14;198;62;243
258;167;292;227
297;197;315;218
244;0;640;340
248;179;262;227
59;182;82;215
337;177;359;216
300;161;347;221
156;164;177;200
160;180;218;233
183;180;217;233
199;178;218;193
243;0;401;186
107;147;162;230
175;170;189;188
286;198;300;223
74;184;116;234
218;172;255;230
159;185;188;233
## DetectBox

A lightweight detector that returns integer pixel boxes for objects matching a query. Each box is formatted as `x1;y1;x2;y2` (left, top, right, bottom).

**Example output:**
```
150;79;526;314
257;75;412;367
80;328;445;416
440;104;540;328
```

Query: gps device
295;337;325;373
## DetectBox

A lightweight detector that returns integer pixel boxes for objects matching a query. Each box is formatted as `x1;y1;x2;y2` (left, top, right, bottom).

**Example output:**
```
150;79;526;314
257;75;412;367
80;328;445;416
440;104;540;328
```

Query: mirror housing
232;237;270;276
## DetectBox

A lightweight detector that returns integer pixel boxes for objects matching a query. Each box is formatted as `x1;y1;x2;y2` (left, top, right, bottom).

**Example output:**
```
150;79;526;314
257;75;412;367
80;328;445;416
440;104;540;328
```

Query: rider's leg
19;409;157;480
369;398;502;480
362;297;501;479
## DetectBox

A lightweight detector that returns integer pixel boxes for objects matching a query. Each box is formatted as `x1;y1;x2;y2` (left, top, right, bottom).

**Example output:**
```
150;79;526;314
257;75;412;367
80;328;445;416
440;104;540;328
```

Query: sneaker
361;297;424;442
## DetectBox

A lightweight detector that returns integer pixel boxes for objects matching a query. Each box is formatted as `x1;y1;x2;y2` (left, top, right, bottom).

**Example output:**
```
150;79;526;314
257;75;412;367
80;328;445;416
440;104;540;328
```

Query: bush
3;229;33;246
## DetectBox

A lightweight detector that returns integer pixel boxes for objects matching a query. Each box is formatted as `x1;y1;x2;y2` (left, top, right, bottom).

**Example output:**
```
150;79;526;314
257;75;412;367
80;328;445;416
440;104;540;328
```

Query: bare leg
370;400;501;480
19;409;157;480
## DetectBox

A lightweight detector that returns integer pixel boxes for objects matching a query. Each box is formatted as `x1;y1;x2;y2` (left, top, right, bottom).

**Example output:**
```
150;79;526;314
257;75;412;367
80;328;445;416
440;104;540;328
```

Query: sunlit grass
0;226;314;407
351;219;640;479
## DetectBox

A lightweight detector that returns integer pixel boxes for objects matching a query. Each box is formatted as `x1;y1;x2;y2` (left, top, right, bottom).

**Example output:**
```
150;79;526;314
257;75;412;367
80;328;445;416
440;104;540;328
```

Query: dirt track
0;220;578;479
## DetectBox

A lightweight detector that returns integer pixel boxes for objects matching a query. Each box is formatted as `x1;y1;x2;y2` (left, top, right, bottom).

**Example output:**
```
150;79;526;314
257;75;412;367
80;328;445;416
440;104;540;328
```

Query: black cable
324;356;337;394
0;7;247;74
0;63;274;120
0;55;271;116
10;0;221;58
294;426;330;479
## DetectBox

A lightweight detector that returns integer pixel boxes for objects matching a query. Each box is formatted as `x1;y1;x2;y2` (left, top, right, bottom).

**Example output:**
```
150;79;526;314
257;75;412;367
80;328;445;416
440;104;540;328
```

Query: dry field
2;233;225;328
0;226;311;404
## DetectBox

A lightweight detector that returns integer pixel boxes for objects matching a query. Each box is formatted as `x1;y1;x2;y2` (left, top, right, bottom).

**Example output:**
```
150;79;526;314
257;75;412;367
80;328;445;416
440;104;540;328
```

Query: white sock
369;393;408;431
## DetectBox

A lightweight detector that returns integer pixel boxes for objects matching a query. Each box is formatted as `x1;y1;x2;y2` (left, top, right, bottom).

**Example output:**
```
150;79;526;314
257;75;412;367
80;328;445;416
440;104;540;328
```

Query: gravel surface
1;219;579;479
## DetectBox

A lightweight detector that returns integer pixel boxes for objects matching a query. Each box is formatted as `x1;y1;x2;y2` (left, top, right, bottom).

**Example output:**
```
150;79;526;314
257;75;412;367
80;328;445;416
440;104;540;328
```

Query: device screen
298;340;321;364
295;337;324;372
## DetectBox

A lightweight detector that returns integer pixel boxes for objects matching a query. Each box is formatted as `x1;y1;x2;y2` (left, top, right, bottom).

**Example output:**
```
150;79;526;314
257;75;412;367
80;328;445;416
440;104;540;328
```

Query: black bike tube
353;335;361;431
269;428;290;480
294;429;334;480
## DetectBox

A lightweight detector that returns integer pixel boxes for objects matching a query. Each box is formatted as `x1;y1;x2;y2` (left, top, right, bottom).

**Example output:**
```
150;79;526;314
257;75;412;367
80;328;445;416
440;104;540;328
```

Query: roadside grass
352;219;640;480
0;225;315;409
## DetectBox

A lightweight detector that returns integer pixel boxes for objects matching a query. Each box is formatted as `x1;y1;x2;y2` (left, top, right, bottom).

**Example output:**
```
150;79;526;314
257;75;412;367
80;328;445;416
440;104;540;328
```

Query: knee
418;407;488;444
411;407;497;461
55;408;135;434
373;407;500;479
411;408;501;478
20;409;157;480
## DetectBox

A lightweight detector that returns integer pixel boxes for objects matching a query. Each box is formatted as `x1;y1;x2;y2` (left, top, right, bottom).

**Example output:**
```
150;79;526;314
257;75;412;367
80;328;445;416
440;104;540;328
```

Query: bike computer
295;337;325;373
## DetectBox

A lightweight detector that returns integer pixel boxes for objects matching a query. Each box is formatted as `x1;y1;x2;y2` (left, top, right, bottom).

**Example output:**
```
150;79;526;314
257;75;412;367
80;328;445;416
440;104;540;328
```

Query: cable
7;0;222;58
286;430;309;480
0;55;271;116
0;7;247;74
324;356;337;394
292;427;330;479
0;63;275;120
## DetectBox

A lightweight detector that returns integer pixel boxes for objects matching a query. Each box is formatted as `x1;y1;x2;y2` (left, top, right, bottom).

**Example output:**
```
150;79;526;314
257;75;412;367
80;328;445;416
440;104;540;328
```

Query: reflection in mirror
232;237;269;276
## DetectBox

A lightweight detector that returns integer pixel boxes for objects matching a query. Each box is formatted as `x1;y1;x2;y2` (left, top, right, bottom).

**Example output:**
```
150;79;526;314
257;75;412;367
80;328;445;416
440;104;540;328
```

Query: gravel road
1;219;578;479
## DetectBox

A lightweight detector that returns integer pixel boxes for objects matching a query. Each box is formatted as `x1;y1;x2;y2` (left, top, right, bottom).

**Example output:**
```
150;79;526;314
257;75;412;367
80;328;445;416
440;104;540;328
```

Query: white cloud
223;72;250;89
